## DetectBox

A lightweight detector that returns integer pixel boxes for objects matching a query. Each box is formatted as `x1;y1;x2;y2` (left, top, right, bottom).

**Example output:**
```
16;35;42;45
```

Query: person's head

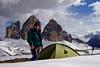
33;23;41;31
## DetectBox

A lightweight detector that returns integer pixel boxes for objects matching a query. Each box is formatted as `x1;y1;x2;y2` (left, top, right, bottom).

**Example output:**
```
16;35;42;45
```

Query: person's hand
39;47;43;52
41;46;43;50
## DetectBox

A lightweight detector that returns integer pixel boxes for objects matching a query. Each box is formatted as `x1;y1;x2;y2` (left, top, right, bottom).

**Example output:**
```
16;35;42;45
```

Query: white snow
0;38;100;67
0;55;100;67
0;38;31;56
0;55;32;61
0;38;99;59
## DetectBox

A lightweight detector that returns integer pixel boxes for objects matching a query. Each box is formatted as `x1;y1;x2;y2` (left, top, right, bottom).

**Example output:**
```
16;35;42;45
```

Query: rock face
42;19;72;42
5;21;20;39
62;31;69;41
42;19;63;41
20;15;41;40
5;15;73;42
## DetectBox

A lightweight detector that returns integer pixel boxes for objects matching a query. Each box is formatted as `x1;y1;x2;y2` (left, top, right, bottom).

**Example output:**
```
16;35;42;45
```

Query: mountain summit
42;19;72;42
20;15;41;40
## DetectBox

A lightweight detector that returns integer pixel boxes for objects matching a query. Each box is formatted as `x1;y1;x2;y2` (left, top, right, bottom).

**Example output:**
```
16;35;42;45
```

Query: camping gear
38;43;80;60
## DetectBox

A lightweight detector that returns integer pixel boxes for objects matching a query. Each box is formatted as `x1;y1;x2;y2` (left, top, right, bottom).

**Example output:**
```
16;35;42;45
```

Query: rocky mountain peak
48;19;57;25
5;20;20;39
5;16;73;43
42;19;72;42
20;15;41;40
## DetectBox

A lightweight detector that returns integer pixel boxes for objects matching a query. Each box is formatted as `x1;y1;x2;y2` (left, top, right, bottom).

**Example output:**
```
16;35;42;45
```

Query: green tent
38;43;80;60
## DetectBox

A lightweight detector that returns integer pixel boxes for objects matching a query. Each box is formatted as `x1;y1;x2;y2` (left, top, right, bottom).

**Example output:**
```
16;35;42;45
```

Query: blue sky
68;0;100;18
5;20;13;27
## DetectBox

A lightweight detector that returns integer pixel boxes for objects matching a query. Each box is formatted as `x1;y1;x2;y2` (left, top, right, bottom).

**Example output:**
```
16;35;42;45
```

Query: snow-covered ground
0;38;92;57
0;38;31;56
0;55;100;67
0;38;100;57
0;55;32;61
0;38;100;67
0;38;100;61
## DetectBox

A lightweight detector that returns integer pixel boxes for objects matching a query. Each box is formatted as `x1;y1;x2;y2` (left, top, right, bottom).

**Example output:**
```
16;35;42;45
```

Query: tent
38;43;80;60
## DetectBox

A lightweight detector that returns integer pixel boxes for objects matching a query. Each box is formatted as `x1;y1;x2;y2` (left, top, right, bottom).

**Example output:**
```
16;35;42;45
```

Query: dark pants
31;47;41;60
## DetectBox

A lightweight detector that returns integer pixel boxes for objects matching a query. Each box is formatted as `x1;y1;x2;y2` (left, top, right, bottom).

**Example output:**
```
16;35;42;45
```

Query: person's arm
27;31;33;47
40;33;43;50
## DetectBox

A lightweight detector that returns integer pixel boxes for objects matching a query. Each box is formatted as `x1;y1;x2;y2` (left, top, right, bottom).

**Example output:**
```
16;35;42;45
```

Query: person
27;23;43;61
68;34;72;43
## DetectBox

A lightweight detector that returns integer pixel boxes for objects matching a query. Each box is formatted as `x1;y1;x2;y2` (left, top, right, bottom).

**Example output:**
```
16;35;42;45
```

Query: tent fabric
38;43;80;60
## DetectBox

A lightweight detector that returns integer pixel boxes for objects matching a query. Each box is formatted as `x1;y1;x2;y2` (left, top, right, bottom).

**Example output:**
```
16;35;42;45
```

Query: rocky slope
5;21;20;39
20;15;41;40
42;19;72;42
5;15;73;42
